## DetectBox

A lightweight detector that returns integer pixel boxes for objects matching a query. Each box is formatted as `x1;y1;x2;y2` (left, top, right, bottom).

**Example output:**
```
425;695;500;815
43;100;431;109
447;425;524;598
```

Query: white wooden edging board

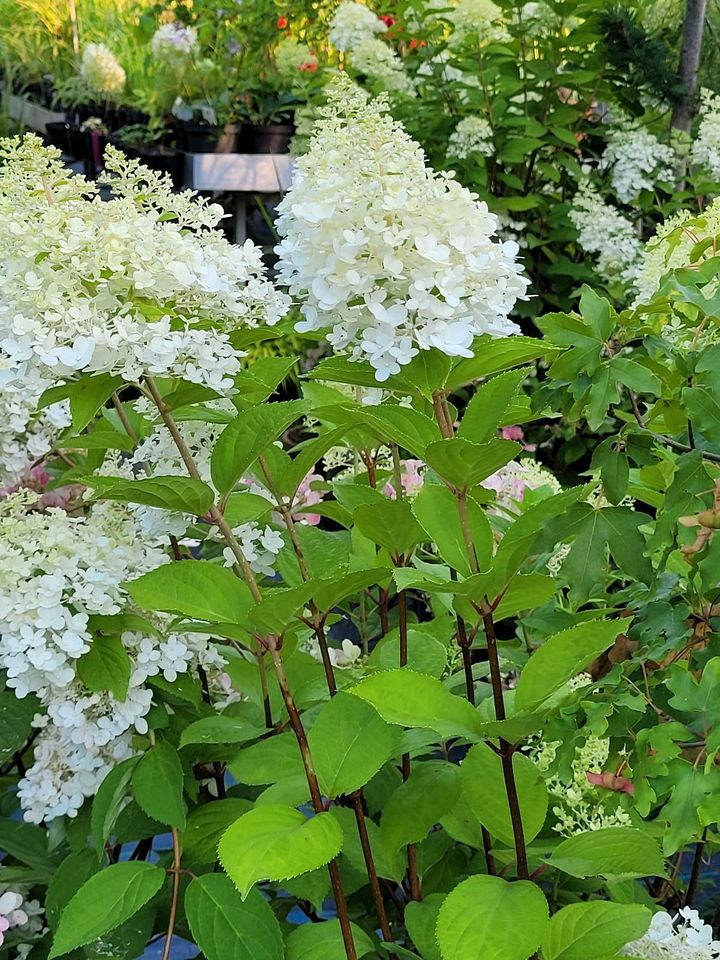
183;152;294;193
2;93;65;132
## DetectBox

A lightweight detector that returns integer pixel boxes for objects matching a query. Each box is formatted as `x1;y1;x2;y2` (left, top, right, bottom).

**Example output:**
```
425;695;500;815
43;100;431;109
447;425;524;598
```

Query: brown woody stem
481;606;529;879
257;453;394;945
146;379;357;960
161;827;182;960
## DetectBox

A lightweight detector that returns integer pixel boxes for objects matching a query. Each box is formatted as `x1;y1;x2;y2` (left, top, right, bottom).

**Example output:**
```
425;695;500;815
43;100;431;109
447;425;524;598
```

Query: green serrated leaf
218;805;343;899
48;862;165;958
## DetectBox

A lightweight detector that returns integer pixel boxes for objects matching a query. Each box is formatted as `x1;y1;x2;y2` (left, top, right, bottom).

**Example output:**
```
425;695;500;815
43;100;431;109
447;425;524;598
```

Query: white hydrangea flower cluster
329;1;387;51
222;523;284;575
304;637;363;668
0;492;222;822
350;37;416;96
534;736;633;837
0;136;289;394
447;0;510;45
691;89;720;182
634;203;720;306
275;79;529;381
481;459;562;515
80;43;126;96
620;908;720;959
448;116;494;159
0;381;70;488
569;183;642;285
151;22;198;63
18;725;136;826
599;125;675;203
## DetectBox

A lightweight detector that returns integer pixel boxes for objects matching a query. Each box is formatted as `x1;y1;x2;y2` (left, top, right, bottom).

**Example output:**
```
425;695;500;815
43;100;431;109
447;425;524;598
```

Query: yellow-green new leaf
218;805;343;899
308;693;401;798
542;901;651;960
436;875;549;960
515;619;631;712
349;670;483;741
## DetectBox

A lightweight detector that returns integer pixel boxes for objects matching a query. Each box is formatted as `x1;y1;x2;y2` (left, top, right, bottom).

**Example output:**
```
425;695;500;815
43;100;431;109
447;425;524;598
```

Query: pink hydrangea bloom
384;459;426;499
292;470;325;525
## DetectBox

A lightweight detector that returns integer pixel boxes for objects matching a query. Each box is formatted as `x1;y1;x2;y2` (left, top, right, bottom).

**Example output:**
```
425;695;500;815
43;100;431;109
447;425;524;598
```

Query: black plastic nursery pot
44;121;72;154
244;121;294;154
179;122;244;153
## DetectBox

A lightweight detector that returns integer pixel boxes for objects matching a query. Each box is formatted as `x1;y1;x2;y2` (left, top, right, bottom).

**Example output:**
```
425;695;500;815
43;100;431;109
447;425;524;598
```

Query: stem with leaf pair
143;379;358;960
257;453;397;945
389;450;422;902
432;390;525;879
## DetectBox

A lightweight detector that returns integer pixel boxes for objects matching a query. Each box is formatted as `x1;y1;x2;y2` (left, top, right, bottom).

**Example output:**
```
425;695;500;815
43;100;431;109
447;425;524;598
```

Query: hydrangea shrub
0;83;719;960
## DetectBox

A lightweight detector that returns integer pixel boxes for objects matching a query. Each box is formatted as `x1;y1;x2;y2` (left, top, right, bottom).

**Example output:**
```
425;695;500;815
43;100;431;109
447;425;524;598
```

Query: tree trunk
671;0;708;133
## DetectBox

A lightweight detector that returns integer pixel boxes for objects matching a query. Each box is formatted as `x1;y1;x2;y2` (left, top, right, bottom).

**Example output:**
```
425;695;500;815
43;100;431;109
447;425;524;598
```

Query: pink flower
292;470;324;525
384;459;426;499
586;771;634;795
0;916;9;945
500;425;536;452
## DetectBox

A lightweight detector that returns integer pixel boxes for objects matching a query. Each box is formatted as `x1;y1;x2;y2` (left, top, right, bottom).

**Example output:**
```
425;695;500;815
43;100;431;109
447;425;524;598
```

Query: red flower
299;59;318;72
379;14;395;26
276;15;288;28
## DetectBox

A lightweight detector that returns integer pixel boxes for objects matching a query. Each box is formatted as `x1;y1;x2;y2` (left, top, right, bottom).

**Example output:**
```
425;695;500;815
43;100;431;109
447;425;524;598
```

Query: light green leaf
218;805;343;899
285;919;375;960
405;894;444;960
349;670;483;741
312;567;391;613
126;561;253;625
354;499;424;556
39;373;124;432
492;573;556;621
211;401;307;494
229;732;304;785
515;619;631;712
423;438;519;490
412;484;493;577
381;761;460;852
447;337;556;390
180;715;265;748
546;828;666;880
182;799;253;864
458;370;527;443
436;875;548;960
132;741;186;829
48;862;165;958
77;634;132;700
460;743;547;846
83;475;214;515
185;874;284;960
542;901;651;960
308;693;400;798
91;757;138;854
